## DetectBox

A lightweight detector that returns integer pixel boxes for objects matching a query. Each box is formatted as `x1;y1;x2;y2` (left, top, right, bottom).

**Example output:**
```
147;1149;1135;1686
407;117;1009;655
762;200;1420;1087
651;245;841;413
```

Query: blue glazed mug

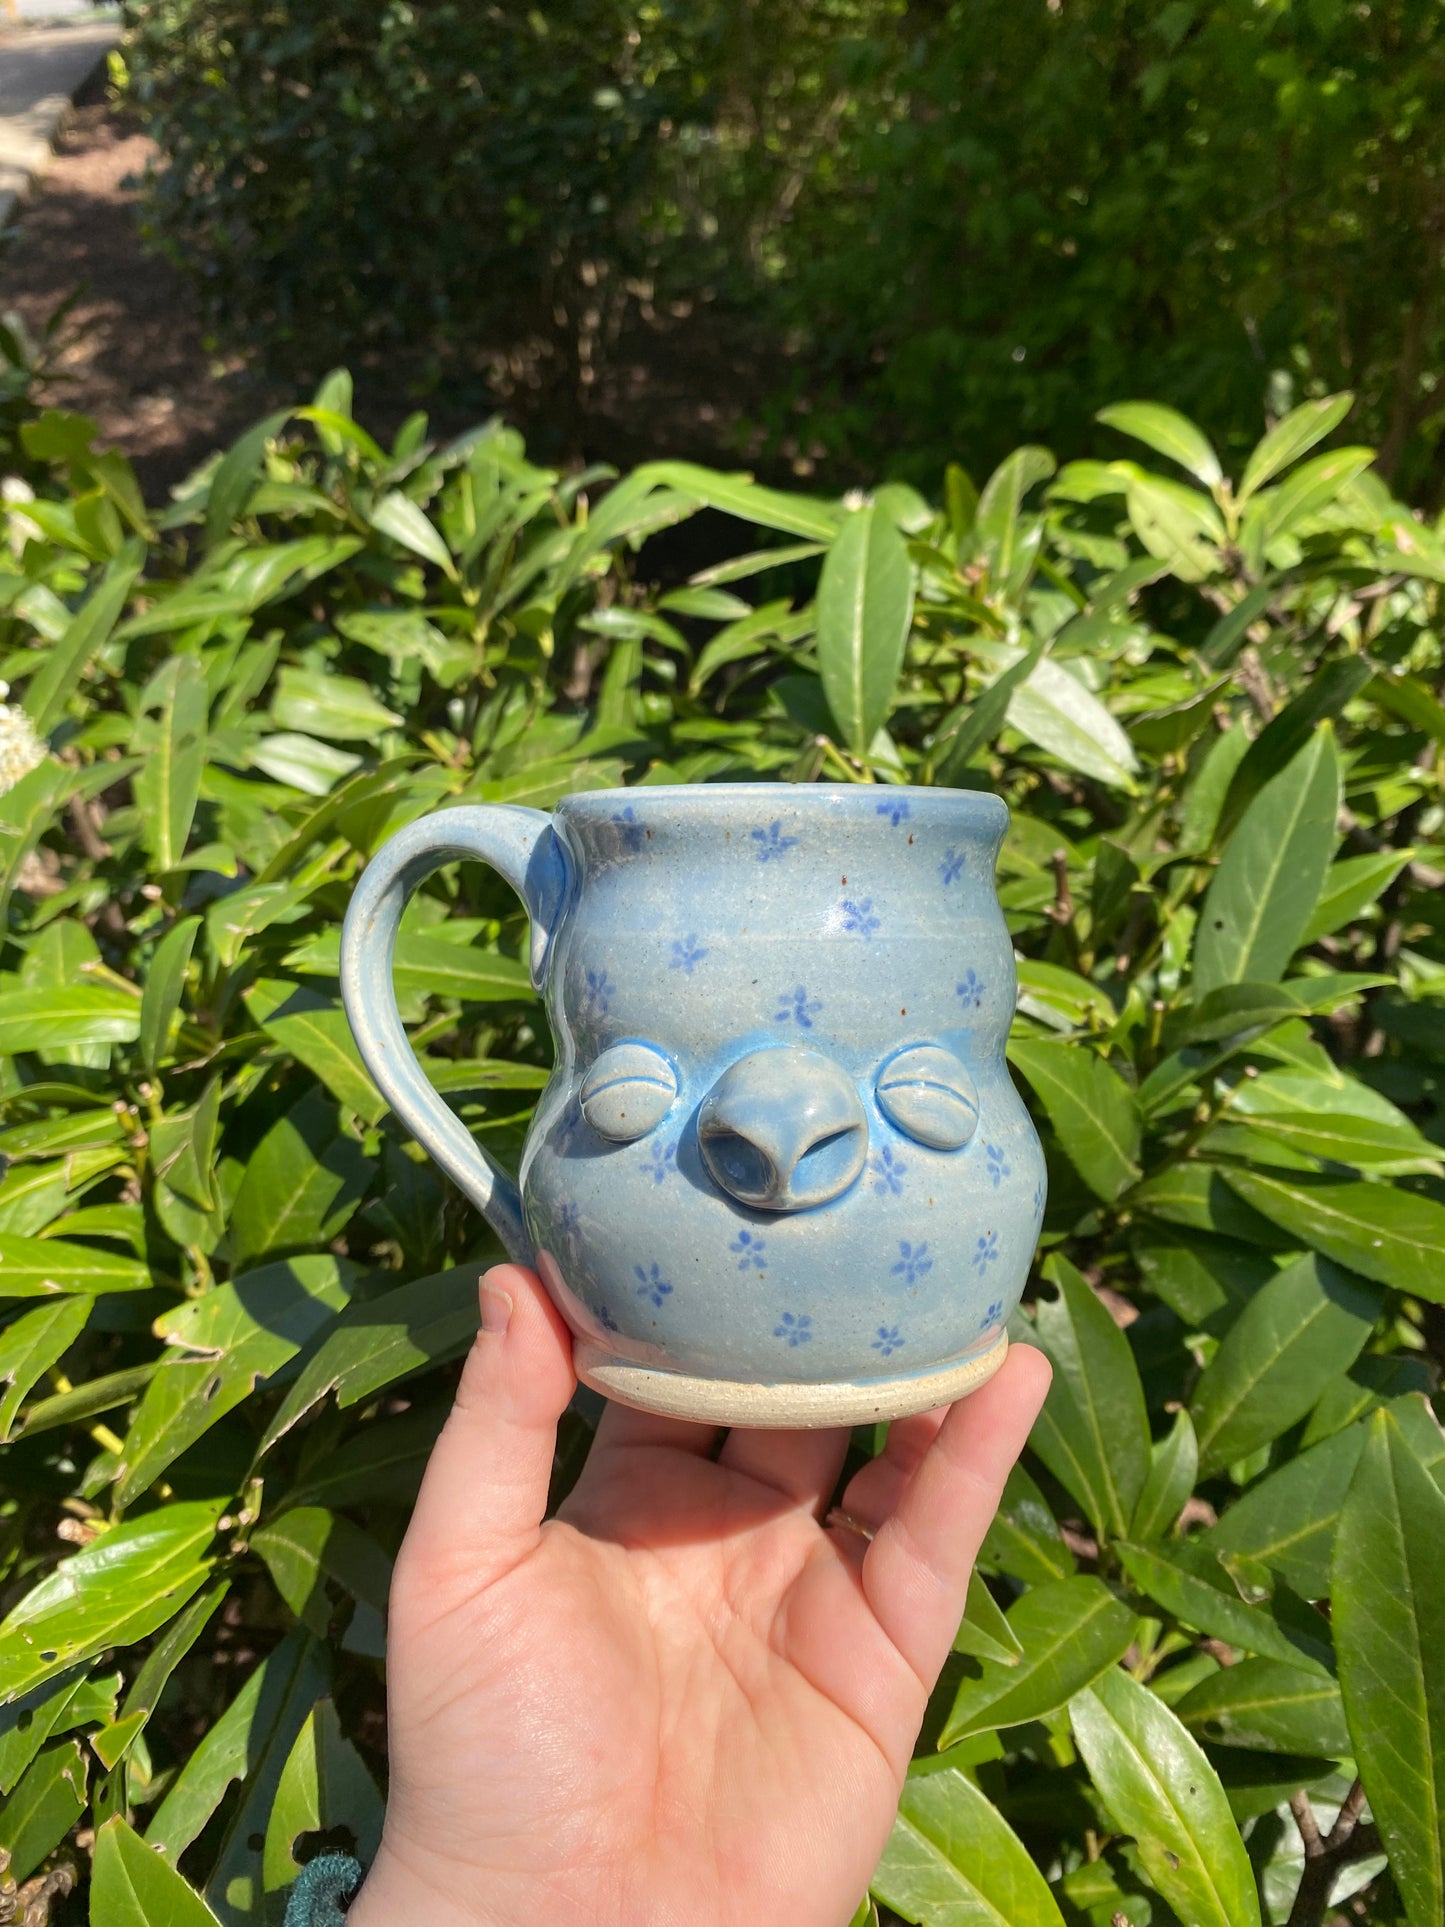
340;784;1045;1427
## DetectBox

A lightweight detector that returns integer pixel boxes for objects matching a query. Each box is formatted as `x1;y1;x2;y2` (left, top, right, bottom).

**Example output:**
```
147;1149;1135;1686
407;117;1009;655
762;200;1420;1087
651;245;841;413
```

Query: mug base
573;1330;1009;1429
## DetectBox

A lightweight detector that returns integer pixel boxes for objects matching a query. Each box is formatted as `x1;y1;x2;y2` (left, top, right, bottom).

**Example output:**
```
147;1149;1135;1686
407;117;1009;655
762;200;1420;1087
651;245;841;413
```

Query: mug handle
339;804;569;1263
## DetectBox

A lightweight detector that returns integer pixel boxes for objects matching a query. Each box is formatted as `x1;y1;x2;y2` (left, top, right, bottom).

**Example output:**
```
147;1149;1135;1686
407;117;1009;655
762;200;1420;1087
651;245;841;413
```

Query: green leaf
1217;1165;1445;1303
0;1234;152;1301
1301;848;1413;944
0;985;142;1054
940;1576;1137;1744
1132;1228;1275;1330
21;541;145;734
638;460;841;541
1192;724;1341;993
1006;656;1139;790
977;1463;1076;1587
871;1767;1066;1925
1114;1539;1331;1673
115;1258;357;1506
1125;474;1224;582
0;1297;88;1440
261;1699;384;1898
1097;402;1222;485
0;758;73;933
1188;1253;1378;1476
0;1501;224;1703
953;1570;1024;1668
249;985;387;1125
368;490;458;577
1130;1408;1198;1541
91;1582;227;1772
932;639;1047;785
1216;655;1373;841
0;1736;86;1883
227;1089;370;1270
1238;393;1354;501
973;445;1056;590
1069;1666;1262;1927
282;927;534;1003
1006;1038;1141;1202
1246;446;1374;556
92;1814;223;1925
259;1262;485;1451
271;666;403;741
203;409;292;549
1334;1408;1445;1927
249;731;363;797
133;654;208;872
252;1506;391;1656
816;504;914;755
0;1667;92;1795
146;1630;327;1870
139;916;200;1071
1199;581;1278;670
1025;1260;1151;1539
1175;1658;1350;1757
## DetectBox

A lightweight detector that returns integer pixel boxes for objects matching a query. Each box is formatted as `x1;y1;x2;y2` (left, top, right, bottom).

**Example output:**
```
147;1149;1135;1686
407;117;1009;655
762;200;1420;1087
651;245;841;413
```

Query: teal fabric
282;1853;364;1925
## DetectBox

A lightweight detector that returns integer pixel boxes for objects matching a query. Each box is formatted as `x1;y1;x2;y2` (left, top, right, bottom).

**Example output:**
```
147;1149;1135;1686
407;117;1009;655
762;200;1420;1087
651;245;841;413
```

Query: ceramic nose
697;1045;867;1212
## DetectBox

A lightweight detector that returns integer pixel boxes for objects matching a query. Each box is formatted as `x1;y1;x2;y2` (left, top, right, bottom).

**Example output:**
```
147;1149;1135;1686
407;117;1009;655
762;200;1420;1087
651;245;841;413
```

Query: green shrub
0;377;1443;1925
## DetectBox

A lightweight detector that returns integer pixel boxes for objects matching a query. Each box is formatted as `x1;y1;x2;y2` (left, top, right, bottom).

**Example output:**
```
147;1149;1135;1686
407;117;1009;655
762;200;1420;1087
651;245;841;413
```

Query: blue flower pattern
939;848;965;885
730;1228;767;1273
985;1143;1010;1188
557;1201;581;1241
981;1299;1003;1330
752;820;799;862
598;1302;620;1333
634;1263;674;1308
870;1144;907;1196
957;969;985;1010
581;967;614;1020
639;1138;678;1184
611;806;647;853
775;984;822;1028
840;898;880;940
872;1325;905;1358
1032;1177;1046;1221
974;1230;1000;1273
876;797;912;828
774;1311;812;1346
891;1239;933;1285
670;934;708;974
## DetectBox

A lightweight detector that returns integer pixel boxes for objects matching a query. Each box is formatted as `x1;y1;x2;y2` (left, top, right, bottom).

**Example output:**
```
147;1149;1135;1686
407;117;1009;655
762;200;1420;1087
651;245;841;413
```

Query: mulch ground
0;87;827;505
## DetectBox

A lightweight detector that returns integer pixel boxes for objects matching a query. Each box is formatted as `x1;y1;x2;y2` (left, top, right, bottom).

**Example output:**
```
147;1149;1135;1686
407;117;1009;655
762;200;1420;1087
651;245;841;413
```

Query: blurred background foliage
113;0;1445;498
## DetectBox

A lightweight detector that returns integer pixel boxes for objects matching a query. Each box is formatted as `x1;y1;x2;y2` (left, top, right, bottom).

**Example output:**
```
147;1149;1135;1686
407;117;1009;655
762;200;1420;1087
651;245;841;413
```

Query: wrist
345;1841;503;1927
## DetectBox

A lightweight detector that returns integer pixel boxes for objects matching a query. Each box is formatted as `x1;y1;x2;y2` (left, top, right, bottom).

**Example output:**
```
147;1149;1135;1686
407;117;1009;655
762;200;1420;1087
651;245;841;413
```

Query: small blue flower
939;848;965;885
890;1239;933;1285
985;1143;1011;1188
752;820;799;863
981;1299;1003;1330
872;1324;905;1358
730;1228;767;1273
557;1201;581;1240
640;1138;678;1184
876;797;912;828
775;983;822;1028
670;934;708;974
974;1230;1000;1273
1032;1177;1046;1221
956;969;985;1011
840;898;880;940
870;1144;907;1197
774;1311;813;1346
581;967;614;1019
612;805;647;853
634;1262;674;1308
598;1302;620;1333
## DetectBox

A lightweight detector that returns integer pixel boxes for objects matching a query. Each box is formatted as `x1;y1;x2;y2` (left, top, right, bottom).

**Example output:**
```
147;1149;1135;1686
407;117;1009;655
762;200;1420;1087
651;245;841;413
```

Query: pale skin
349;1263;1052;1927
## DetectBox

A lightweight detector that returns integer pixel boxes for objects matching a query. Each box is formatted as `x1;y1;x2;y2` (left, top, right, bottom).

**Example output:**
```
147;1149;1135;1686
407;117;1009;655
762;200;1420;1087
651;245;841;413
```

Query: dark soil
0;90;826;505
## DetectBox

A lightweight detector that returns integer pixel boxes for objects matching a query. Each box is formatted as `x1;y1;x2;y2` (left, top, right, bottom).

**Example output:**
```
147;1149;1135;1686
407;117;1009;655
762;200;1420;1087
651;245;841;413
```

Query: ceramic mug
340;784;1045;1427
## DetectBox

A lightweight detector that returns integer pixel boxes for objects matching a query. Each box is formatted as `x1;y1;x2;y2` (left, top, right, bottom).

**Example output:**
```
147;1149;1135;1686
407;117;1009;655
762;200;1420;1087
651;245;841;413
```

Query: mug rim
555;781;1008;819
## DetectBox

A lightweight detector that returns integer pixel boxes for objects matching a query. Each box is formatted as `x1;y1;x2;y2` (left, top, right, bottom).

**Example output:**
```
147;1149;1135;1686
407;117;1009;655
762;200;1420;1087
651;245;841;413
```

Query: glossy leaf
1097;402;1222;485
138;915;200;1071
0;1297;89;1440
253;1506;392;1657
0;1501;224;1702
871;1766;1066;1925
1069;1666;1262;1927
0;986;142;1054
973;445;1056;589
1006;656;1139;790
816;504;914;755
249;984;387;1125
1025;1261;1151;1539
133;654;208;872
1006;1038;1141;1202
21;541;145;733
940;1577;1136;1744
1334;1408;1445;1927
1188;1254;1378;1475
1218;1165;1445;1304
228;1089;370;1269
1238;393;1354;500
976;1463;1076;1587
93;1813;223;1925
1193;725;1340;993
953;1570;1024;1668
1130;1409;1198;1541
262;1699;384;1896
0;1736;86;1883
1115;1539;1331;1673
368;490;457;576
0;1234;152;1300
1175;1658;1350;1757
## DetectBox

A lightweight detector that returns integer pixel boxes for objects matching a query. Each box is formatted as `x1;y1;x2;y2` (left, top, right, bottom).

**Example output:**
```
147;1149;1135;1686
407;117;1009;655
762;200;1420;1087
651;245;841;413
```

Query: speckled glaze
340;784;1045;1427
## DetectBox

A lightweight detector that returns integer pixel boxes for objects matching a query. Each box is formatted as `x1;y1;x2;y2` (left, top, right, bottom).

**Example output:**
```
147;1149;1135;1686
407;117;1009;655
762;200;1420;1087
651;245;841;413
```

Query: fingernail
480;1282;513;1335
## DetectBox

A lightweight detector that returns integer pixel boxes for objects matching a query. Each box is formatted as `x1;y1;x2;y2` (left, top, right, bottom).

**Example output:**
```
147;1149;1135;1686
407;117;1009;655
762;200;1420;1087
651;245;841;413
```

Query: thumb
402;1263;577;1591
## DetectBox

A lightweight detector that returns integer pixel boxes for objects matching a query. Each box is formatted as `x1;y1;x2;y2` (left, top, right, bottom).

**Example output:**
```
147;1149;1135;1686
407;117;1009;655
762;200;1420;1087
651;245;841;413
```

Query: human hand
348;1264;1051;1927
